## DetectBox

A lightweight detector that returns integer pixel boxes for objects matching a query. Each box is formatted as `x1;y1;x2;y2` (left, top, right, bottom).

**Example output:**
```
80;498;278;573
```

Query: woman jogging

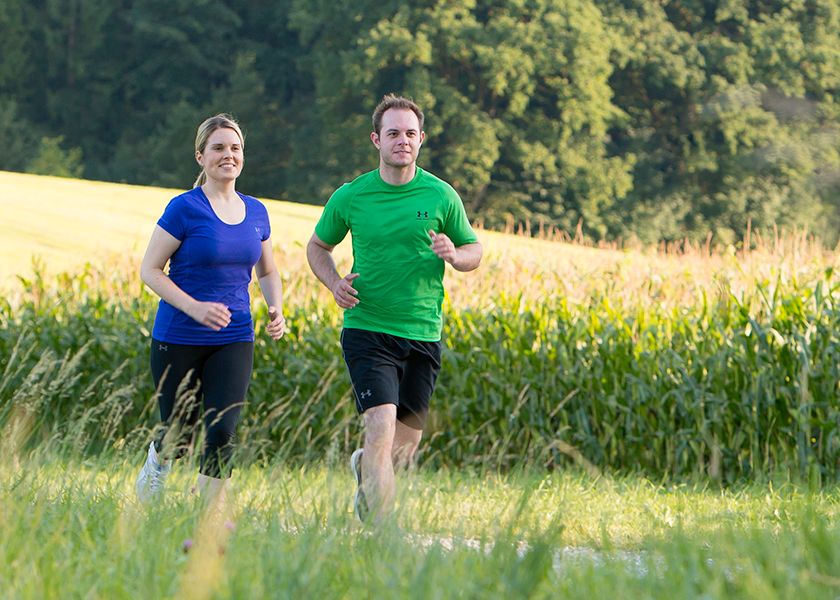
135;113;286;506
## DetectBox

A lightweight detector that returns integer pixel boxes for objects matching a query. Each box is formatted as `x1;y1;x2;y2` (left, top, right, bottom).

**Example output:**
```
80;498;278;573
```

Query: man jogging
306;94;482;522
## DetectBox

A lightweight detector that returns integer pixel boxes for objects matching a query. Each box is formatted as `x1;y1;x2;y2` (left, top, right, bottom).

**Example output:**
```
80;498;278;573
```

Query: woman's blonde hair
194;113;245;188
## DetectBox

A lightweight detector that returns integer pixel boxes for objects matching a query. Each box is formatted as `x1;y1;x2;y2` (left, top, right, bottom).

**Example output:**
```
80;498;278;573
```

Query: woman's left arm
255;237;286;340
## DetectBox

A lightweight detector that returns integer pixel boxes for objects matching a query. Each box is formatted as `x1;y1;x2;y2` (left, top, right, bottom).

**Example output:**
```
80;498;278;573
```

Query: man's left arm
428;231;482;272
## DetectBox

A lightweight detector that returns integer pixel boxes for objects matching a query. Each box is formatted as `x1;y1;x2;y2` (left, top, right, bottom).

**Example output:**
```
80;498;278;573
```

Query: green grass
4;452;840;599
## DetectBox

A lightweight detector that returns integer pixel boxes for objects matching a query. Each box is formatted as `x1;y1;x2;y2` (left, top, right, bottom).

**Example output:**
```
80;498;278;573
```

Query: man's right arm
306;233;359;309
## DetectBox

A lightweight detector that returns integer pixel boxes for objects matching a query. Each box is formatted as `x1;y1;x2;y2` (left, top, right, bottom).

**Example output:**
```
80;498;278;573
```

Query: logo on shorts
360;389;372;399
158;344;168;352
416;210;429;220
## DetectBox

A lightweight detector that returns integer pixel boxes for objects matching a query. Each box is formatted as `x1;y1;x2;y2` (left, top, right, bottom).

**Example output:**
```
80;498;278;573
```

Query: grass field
0;170;328;288
4;452;840;599
4;171;840;597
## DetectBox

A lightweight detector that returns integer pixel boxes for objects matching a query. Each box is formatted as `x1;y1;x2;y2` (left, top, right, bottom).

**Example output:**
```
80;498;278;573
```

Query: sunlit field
3;171;840;597
4;454;840;599
0;170;327;288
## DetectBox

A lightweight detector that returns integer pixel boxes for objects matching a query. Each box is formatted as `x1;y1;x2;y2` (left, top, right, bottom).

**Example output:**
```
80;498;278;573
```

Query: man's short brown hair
372;94;425;134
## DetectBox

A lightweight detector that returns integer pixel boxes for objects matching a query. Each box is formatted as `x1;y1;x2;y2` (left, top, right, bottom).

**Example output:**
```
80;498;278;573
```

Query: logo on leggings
360;389;372;399
158;344;168;352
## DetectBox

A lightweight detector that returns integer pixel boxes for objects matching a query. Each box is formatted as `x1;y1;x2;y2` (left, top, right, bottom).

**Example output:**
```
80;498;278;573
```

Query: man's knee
363;405;397;451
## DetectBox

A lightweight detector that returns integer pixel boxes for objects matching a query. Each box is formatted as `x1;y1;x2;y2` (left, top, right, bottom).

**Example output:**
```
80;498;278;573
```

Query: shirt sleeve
441;185;478;247
314;184;351;245
157;196;188;241
255;199;271;241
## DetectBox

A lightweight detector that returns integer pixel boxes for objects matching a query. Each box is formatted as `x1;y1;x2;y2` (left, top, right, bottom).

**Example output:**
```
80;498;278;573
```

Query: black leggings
150;339;254;478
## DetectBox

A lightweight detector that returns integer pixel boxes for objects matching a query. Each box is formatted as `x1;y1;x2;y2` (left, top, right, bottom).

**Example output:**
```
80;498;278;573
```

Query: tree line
2;0;839;244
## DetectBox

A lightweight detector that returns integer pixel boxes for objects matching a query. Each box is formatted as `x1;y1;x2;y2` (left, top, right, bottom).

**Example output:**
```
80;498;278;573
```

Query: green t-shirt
315;167;478;341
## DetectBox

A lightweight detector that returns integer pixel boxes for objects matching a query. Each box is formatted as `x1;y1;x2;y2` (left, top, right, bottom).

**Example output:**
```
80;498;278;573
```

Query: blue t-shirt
151;187;270;345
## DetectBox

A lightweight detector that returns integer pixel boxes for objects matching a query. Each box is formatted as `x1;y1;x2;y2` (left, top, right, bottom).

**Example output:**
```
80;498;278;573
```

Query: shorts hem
356;398;397;415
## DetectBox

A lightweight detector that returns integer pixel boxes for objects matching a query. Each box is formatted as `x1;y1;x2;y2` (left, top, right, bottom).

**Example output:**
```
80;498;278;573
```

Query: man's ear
370;131;380;149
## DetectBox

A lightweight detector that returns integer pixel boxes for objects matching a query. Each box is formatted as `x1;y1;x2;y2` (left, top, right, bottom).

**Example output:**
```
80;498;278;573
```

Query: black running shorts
340;328;442;430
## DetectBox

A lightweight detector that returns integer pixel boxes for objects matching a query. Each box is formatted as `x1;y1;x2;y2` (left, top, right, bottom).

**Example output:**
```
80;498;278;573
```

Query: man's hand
331;273;360;309
429;230;457;264
266;306;287;340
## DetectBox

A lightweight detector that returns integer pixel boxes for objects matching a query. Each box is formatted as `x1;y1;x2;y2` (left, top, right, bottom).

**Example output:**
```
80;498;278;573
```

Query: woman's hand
266;306;286;340
186;301;232;331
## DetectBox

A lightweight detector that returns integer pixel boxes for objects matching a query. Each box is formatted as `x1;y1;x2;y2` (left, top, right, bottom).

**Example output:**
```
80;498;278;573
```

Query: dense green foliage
2;1;839;243
2;260;839;483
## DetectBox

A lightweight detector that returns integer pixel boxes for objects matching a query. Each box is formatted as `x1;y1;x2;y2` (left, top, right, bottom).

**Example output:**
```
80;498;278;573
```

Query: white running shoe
135;441;170;503
350;448;369;522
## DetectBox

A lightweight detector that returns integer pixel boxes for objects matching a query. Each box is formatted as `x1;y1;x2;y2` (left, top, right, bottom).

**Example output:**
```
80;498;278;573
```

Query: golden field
1;170;836;310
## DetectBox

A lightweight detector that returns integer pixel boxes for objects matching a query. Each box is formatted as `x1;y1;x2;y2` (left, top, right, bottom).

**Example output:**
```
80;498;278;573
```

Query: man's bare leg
392;419;422;470
362;404;397;520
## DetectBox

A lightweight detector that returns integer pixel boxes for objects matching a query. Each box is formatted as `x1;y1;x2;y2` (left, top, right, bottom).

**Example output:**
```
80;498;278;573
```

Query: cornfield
2;227;839;483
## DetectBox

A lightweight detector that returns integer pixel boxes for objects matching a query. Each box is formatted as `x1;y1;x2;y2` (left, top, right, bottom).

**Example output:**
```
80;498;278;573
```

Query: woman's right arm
140;225;231;331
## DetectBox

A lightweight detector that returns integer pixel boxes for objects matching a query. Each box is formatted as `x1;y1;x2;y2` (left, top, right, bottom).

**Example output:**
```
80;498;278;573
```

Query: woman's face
196;127;244;183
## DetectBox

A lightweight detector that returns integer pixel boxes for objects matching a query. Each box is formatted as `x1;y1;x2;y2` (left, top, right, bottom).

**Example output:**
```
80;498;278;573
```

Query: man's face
371;108;425;169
